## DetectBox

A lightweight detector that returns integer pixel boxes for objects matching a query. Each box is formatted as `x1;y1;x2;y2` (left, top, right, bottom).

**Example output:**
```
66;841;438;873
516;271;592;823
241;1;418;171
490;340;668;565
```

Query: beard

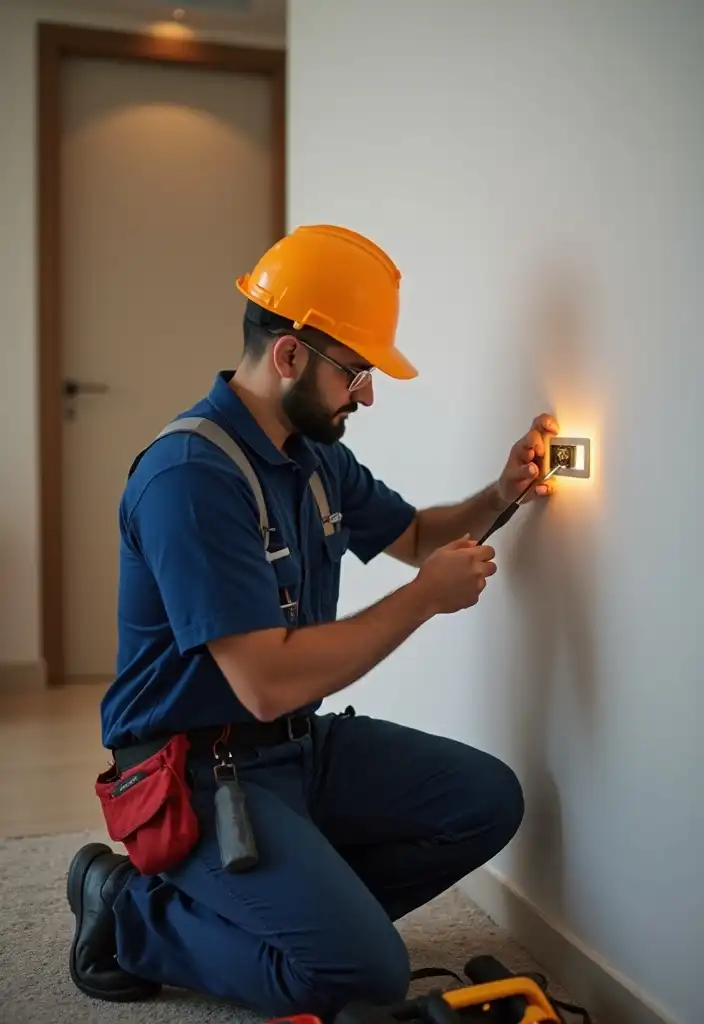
282;365;357;445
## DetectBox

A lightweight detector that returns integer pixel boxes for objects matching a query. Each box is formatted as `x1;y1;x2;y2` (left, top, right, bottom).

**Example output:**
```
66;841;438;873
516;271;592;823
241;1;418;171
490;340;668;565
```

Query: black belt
113;713;313;773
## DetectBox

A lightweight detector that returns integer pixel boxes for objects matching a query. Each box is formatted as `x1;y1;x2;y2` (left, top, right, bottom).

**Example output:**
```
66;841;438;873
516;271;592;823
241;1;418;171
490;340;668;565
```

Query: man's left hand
495;414;560;505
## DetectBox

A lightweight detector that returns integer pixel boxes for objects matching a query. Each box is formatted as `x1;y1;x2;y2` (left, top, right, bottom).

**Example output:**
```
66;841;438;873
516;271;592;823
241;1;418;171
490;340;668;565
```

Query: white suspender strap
308;471;339;537
149;416;340;546
154;417;271;548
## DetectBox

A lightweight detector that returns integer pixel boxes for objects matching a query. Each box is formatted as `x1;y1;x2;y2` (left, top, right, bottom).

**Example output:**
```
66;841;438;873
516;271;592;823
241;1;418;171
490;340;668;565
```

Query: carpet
0;829;578;1023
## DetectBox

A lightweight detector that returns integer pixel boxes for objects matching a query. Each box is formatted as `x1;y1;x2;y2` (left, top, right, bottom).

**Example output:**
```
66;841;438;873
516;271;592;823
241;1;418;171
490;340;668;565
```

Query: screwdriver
478;463;563;546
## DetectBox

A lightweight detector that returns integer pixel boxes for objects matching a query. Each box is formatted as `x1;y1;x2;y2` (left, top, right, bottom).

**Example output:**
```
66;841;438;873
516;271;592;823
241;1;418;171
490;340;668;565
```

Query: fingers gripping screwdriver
477;464;562;546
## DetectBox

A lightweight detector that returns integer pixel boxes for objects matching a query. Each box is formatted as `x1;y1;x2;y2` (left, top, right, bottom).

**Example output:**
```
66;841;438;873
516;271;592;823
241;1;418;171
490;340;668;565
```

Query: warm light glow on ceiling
149;20;195;39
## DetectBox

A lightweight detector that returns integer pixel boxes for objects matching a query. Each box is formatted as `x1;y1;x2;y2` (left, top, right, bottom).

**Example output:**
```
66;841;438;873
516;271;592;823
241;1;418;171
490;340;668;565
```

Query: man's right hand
414;535;497;614
210;534;496;721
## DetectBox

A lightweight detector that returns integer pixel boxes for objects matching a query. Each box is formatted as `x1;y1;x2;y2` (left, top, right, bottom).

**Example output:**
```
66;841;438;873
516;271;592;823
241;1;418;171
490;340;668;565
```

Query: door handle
62;378;109;397
62;378;109;420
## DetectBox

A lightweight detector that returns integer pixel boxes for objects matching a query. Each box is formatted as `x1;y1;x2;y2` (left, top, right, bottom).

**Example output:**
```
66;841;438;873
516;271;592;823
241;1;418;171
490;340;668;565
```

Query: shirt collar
207;371;319;473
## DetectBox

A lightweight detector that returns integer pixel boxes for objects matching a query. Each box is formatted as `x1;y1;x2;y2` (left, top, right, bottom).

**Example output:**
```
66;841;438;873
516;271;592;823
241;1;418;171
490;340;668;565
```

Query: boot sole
67;842;160;1002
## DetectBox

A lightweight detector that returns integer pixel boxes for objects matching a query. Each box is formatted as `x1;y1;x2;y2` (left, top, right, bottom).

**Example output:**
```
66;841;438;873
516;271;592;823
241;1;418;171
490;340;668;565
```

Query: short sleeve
128;462;287;654
336;443;417;564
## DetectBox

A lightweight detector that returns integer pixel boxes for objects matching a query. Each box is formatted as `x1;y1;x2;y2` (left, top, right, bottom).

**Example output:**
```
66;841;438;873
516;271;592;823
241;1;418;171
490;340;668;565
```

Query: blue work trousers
113;711;524;1018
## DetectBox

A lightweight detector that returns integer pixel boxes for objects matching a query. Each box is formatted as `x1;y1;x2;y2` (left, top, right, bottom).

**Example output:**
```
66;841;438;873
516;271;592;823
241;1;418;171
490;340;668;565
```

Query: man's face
282;339;373;445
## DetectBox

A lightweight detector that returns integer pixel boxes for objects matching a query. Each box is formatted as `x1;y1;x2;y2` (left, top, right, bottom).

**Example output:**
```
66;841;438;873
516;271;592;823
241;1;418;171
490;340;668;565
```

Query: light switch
548;437;591;479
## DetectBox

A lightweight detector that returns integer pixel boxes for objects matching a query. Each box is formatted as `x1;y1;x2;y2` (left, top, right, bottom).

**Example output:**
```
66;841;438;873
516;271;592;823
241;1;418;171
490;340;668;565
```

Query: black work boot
67;842;161;1002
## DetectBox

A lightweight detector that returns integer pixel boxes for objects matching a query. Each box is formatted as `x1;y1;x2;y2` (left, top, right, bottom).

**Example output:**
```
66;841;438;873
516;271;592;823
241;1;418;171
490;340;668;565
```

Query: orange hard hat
236;224;418;380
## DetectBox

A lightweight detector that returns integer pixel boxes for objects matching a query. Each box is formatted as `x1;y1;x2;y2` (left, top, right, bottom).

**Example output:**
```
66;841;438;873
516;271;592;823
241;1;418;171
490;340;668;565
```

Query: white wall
289;2;703;1022
0;0;284;668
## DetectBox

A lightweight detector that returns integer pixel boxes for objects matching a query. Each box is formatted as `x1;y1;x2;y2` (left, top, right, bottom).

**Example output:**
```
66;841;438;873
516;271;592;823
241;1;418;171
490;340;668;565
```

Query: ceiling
35;0;286;38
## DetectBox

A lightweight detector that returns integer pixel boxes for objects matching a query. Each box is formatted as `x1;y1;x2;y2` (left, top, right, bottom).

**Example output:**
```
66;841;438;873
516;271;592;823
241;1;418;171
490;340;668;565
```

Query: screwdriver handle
478;502;519;545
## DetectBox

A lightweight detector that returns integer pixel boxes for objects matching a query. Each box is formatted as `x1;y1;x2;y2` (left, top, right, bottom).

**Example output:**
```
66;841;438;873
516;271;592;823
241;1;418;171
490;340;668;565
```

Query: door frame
37;22;286;685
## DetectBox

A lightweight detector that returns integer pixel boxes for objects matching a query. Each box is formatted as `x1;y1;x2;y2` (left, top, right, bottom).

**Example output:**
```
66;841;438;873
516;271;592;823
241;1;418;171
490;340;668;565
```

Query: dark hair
242;299;335;361
242;300;295;360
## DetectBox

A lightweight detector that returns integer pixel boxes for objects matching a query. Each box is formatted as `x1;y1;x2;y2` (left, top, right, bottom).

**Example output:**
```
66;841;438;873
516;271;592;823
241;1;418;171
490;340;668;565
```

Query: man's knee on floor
286;921;411;1016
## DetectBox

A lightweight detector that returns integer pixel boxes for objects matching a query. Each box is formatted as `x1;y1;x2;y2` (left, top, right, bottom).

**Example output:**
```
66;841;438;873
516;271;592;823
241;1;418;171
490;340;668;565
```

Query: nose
355;377;374;408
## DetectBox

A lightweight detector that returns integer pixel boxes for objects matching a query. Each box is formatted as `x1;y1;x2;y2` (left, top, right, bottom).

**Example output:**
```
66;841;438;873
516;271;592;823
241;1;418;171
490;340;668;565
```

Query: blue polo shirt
100;371;416;747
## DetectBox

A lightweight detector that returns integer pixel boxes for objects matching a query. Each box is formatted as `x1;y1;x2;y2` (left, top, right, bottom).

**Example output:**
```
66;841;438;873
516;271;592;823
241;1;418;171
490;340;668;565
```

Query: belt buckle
286;716;309;742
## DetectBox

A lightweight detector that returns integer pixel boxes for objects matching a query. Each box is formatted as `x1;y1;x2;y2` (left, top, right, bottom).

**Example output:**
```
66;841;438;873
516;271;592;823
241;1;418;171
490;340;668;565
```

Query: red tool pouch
95;733;200;875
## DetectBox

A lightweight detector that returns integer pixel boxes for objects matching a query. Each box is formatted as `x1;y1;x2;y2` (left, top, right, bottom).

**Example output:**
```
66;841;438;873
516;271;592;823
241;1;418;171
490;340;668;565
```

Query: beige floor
0;682;109;838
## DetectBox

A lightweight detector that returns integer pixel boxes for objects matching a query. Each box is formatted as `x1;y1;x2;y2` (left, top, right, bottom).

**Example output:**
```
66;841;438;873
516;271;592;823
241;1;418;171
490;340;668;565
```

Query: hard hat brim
368;343;419;381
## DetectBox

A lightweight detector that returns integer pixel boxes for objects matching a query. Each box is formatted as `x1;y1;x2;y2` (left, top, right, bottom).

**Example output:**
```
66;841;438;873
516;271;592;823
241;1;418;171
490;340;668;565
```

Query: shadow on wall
503;268;601;927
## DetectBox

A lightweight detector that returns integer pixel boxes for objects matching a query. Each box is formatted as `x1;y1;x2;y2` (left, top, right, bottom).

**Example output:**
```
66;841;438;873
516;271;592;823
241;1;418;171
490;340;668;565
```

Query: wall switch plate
548;437;591;478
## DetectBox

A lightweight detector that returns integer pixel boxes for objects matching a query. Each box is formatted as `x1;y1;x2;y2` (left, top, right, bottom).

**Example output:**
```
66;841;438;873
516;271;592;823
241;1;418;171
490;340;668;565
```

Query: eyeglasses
296;338;374;392
266;327;374;393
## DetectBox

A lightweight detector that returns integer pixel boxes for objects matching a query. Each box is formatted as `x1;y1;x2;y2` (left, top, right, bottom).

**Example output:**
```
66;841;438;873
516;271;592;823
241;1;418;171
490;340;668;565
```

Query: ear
271;334;305;381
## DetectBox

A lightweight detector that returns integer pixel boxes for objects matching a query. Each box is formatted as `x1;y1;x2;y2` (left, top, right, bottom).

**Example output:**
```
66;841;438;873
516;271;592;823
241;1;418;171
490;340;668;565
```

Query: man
67;224;558;1018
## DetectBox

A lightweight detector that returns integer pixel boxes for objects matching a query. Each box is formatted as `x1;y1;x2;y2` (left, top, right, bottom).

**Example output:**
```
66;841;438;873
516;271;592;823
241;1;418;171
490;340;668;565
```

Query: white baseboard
461;866;677;1024
0;660;47;690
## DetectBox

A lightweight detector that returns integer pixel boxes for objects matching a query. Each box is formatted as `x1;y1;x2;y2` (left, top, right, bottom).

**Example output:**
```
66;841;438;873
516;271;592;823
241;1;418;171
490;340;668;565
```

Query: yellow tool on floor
328;956;592;1024
267;957;591;1024
441;976;561;1021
